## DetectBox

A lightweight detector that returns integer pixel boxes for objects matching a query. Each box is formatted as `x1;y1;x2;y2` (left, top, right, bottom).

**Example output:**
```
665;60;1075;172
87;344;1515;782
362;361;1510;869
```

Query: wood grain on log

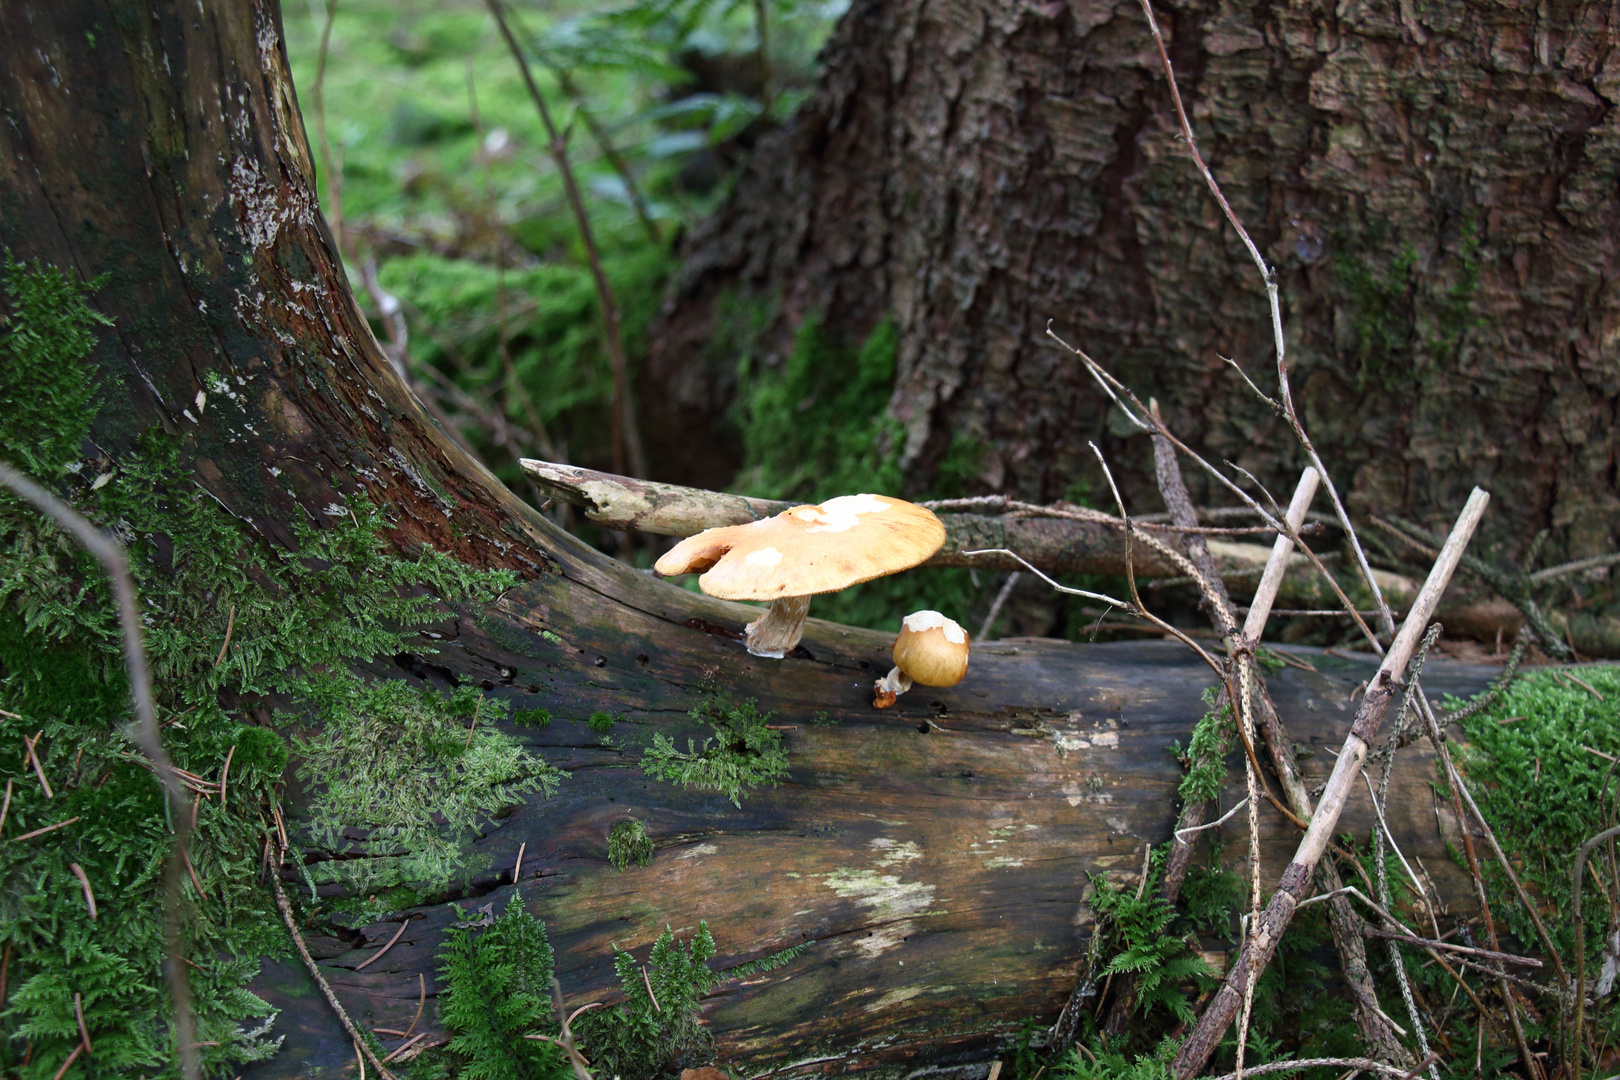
247;594;1500;1075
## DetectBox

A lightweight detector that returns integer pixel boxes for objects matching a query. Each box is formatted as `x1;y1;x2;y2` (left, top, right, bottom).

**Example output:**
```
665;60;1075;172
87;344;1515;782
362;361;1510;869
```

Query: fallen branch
1171;487;1489;1079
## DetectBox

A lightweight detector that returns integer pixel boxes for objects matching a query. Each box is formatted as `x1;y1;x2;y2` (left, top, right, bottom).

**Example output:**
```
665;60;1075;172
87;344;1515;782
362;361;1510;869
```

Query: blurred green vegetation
283;0;842;487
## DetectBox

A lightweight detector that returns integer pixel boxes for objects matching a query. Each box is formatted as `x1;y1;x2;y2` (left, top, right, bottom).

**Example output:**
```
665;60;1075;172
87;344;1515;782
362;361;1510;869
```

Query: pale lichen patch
869;838;922;867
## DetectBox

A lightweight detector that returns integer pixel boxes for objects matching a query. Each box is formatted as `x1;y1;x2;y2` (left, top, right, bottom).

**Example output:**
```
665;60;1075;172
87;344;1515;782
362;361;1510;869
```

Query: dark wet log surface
248;527;1502;1079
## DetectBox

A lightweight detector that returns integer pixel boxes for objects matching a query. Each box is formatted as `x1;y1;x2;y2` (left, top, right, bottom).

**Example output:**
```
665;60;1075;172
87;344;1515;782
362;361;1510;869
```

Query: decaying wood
253;627;1503;1078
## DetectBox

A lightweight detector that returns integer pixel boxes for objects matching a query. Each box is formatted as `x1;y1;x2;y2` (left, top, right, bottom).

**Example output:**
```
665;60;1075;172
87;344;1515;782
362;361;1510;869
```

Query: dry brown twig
268;867;400;1080
1171;488;1489;1078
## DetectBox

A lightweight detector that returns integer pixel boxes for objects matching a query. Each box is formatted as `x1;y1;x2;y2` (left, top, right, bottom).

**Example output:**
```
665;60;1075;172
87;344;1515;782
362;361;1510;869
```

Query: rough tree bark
645;0;1620;573
0;3;1509;1076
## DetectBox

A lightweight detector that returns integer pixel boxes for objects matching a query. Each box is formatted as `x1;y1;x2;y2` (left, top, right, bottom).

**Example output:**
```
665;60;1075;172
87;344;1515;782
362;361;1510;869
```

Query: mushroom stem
871;666;913;709
744;594;812;658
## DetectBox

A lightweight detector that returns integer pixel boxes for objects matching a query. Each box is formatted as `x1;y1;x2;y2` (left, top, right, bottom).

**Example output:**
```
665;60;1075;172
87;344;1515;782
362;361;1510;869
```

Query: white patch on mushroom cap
903;609;966;644
744;546;783;567
801;493;892;533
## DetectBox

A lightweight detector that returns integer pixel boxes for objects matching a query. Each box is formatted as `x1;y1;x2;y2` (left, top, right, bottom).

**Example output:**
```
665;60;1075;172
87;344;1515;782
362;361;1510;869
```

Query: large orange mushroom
654;494;946;658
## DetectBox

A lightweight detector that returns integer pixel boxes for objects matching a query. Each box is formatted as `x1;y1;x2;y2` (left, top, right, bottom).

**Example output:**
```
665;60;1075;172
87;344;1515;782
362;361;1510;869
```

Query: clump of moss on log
609;819;656;870
641;696;788;808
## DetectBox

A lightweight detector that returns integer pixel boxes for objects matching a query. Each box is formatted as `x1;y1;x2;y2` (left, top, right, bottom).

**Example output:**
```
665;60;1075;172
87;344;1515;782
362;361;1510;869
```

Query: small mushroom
873;610;970;708
654;494;946;658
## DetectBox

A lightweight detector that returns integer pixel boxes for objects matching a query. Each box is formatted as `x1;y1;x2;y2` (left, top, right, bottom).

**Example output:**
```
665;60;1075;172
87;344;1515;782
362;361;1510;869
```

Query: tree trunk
0;3;1509;1076
645;0;1620;570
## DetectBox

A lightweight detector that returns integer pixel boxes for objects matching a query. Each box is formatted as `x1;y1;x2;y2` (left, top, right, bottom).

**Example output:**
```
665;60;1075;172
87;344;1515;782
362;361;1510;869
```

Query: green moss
1335;220;1481;392
1169;690;1233;806
514;707;554;727
0;252;112;476
608;818;656;870
0;257;561;1077
587;709;617;734
640;696;787;808
295;679;563;894
1448;666;1620;962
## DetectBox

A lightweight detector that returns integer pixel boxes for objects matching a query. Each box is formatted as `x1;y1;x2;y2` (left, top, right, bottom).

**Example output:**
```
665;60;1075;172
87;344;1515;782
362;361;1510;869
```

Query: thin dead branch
269;868;399;1080
1172;488;1489;1078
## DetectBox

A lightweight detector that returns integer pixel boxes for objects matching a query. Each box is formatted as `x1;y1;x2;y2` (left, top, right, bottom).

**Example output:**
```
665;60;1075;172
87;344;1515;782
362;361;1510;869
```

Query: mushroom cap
891;610;970;687
653;493;946;601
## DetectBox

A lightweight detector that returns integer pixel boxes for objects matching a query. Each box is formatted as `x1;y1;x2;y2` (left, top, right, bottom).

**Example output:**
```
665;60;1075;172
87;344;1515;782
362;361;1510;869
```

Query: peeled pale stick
874;610;970;708
655;494;946;658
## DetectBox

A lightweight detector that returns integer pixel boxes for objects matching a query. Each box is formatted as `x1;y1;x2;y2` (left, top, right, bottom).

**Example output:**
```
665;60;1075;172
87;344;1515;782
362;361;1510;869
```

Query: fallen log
247;597;1502;1076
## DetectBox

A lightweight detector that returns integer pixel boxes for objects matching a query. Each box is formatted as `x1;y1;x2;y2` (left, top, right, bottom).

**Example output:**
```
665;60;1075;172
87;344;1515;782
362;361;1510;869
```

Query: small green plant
0;252;112;477
573;924;804;1080
294;679;564;893
515;707;554;727
1169;690;1233;806
434;892;570;1080
588;710;617;733
574;923;719;1080
641;696;788;808
609;818;656;870
1050;1041;1179;1080
1252;647;1287;675
1088;868;1215;1025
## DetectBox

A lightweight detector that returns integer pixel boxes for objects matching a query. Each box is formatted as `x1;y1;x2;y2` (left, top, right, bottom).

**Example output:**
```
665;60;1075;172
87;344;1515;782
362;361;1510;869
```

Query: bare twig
1173;796;1249;843
22;731;52;798
354;917;414;972
405;972;426;1038
219;744;235;807
10;816;81;842
269;868;399;1080
977;572;1021;640
213;603;235;667
0;461;199;1080
74;990;92;1052
381;1033;427;1063
1173;488;1489;1078
69;862;98;921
